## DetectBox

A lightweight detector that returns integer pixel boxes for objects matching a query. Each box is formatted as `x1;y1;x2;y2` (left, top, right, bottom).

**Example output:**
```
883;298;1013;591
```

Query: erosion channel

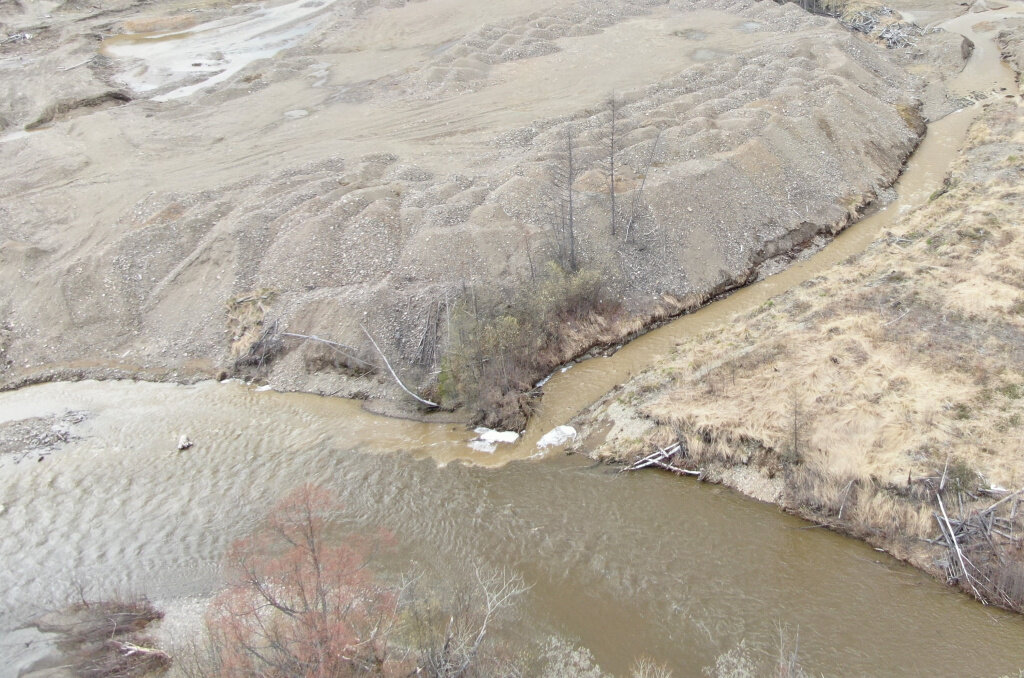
3;0;1024;676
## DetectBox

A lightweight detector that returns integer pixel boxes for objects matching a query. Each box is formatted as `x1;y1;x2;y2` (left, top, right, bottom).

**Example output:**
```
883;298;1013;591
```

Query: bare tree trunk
566;126;577;272
609;94;618;238
625;130;661;243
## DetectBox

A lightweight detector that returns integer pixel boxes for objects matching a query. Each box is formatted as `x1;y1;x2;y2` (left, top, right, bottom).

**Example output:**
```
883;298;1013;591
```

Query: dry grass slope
575;98;1024;606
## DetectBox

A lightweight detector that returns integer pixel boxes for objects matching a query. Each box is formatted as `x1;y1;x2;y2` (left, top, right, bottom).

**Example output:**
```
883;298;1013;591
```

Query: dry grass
578;101;1024;592
225;288;282;371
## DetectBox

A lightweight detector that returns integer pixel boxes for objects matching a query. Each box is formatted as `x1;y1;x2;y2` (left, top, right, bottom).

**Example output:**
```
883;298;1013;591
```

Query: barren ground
0;0;971;407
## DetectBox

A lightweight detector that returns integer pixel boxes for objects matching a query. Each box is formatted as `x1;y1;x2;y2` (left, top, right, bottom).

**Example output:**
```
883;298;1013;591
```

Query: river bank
0;0;964;420
571;24;1024;611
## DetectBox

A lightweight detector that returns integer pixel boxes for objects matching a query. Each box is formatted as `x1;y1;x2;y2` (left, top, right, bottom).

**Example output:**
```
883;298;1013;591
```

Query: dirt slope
0;0;965;403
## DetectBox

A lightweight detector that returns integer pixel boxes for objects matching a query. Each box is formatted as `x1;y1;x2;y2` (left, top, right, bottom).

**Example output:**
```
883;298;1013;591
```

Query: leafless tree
411;566;529;678
608;94;620;238
550;125;582;272
624;130;661;243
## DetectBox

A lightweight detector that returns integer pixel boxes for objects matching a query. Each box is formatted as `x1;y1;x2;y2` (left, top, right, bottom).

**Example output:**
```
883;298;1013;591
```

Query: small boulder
177;435;193;451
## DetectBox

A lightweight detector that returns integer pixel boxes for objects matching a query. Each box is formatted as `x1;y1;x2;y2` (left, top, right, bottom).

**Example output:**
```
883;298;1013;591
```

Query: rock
962;36;975;60
177;435;193;451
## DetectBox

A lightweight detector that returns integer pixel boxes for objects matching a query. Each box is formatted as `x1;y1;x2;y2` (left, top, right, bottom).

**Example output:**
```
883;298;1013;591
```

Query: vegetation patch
439;262;629;429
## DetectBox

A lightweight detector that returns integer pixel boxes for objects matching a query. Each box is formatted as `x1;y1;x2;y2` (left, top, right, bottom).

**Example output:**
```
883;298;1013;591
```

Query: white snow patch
536;425;577;449
102;0;338;101
468;427;520;453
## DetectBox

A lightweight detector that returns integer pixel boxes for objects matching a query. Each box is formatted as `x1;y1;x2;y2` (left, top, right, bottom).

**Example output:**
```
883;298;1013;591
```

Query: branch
280;332;376;368
360;325;439;408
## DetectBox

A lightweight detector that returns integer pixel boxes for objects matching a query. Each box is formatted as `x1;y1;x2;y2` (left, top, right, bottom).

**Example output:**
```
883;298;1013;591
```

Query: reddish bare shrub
202;485;405;677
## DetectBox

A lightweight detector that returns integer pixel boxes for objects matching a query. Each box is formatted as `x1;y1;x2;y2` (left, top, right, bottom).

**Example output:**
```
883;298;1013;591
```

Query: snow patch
468;427;520;454
536;425;576;449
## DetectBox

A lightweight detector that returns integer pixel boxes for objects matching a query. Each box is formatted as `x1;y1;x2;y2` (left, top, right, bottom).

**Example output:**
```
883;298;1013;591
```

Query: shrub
200;485;401;677
188;485;530;677
440;262;616;427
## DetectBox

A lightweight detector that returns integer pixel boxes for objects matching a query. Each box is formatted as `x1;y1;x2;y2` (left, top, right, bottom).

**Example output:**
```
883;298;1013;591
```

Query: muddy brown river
3;6;1024;677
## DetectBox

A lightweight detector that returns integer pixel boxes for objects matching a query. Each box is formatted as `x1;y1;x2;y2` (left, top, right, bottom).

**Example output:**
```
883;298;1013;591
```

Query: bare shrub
773;625;810;678
33;596;169;677
404;566;529;678
199;485;404;677
704;640;757;678
631;657;673;678
704;625;809;678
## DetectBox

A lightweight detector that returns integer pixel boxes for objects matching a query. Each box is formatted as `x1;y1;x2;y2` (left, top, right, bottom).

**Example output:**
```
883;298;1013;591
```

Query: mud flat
0;0;970;411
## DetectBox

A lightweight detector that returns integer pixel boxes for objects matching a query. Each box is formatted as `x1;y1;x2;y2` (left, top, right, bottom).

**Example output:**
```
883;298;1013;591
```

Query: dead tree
549;125;582;271
608;94;619;238
624;130;661;243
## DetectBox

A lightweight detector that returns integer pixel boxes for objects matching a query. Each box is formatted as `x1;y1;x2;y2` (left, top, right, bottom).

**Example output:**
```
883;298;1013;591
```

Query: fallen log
624;443;680;472
649;459;701;476
361;325;439;408
937;493;984;601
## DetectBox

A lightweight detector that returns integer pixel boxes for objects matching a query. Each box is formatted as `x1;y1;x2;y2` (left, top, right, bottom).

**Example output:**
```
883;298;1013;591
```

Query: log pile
931;488;1024;608
839;8;921;49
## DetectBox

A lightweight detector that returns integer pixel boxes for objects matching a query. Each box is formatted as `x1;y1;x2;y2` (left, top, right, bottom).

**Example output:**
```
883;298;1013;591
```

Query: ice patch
468;427;520;453
284;109;308;119
536;425;577;449
254;384;274;392
102;0;338;101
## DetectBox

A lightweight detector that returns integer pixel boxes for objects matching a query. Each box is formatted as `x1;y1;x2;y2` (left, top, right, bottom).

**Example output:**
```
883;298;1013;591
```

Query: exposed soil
0;0;972;411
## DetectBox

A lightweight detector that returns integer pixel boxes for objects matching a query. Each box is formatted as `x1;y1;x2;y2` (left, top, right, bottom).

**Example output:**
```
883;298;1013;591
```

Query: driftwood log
623;442;701;477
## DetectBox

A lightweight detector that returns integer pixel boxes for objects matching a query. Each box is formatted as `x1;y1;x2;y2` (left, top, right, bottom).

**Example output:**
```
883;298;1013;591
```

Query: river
3;4;1024;677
